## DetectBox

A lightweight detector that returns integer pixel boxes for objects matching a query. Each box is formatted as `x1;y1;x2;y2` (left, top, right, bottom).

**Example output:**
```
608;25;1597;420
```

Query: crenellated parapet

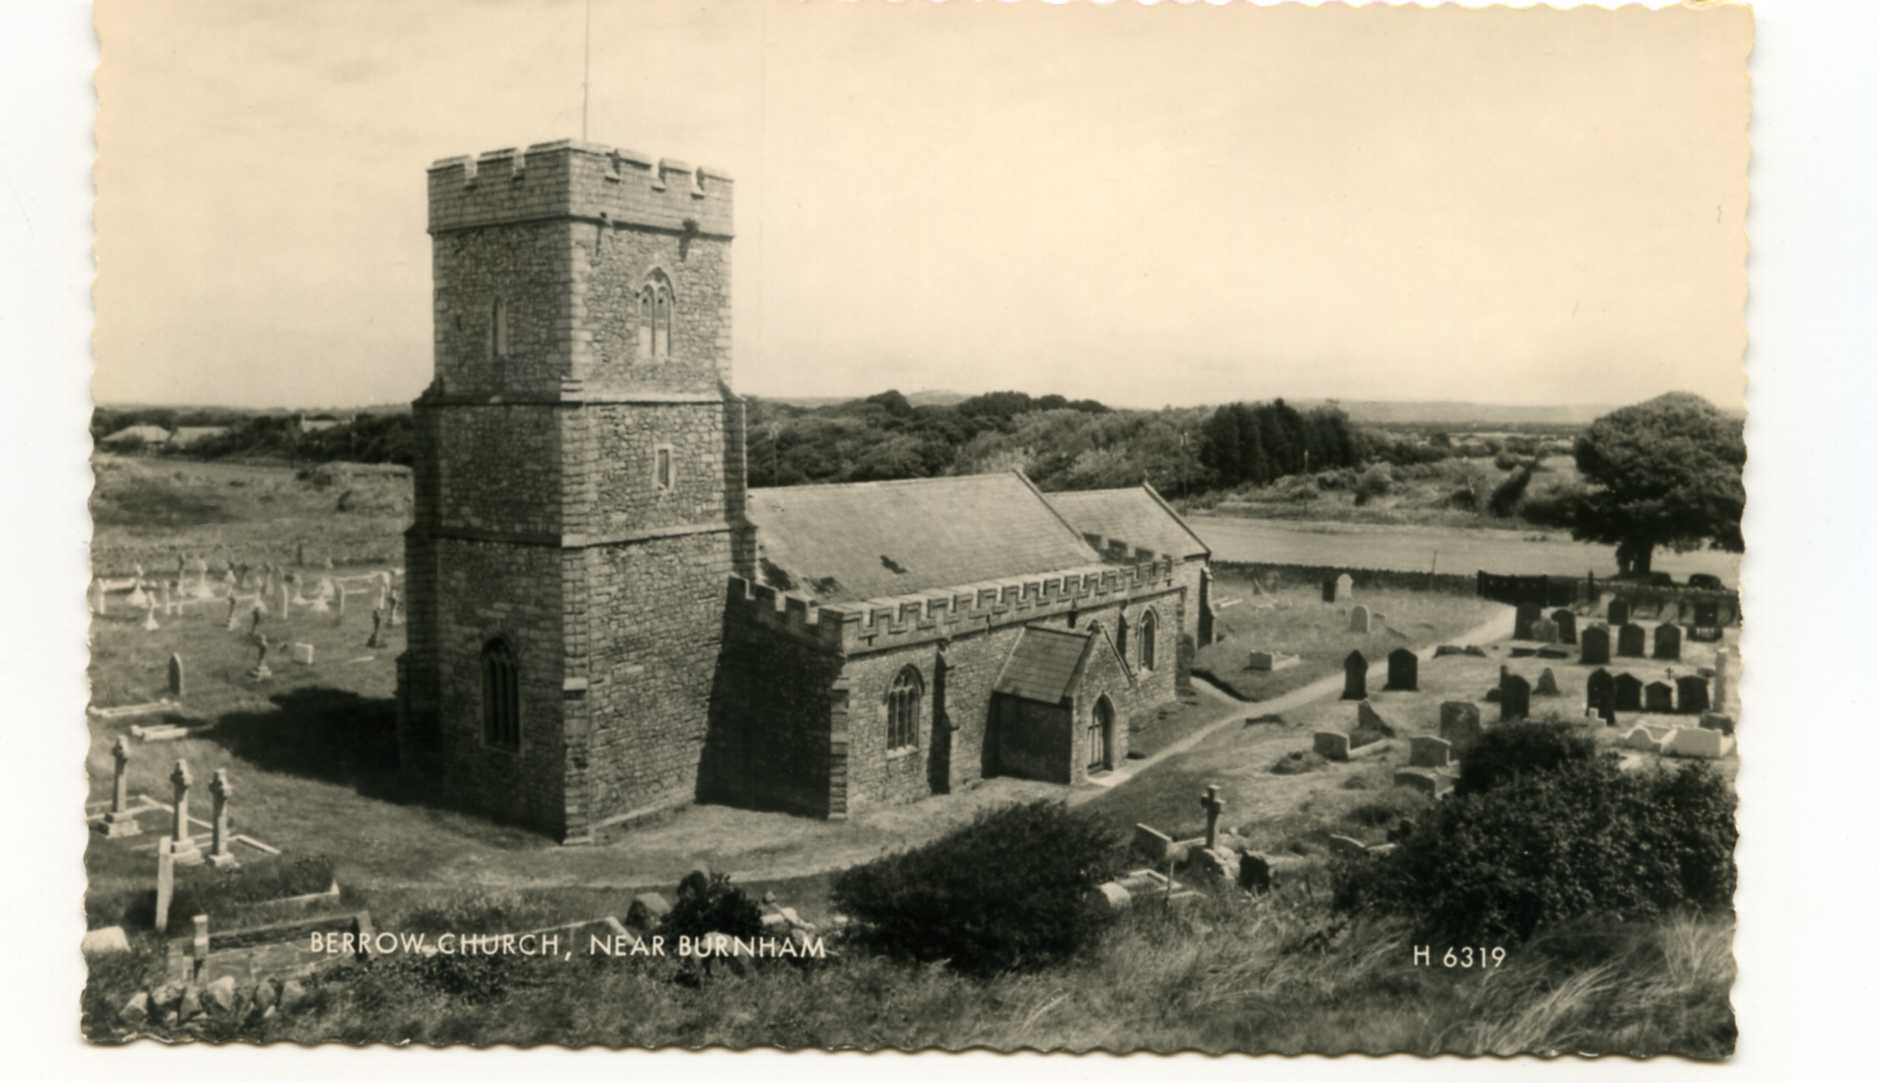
726;554;1183;655
428;140;735;237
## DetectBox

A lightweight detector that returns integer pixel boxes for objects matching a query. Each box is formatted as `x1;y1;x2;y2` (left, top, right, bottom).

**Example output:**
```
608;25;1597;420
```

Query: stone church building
397;140;1217;841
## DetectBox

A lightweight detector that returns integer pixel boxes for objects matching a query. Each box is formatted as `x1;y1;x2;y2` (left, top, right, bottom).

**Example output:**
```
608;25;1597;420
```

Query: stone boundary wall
1214;560;1478;597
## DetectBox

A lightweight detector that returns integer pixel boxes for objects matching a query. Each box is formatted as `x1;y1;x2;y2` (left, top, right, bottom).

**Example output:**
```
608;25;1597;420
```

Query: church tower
398;140;752;842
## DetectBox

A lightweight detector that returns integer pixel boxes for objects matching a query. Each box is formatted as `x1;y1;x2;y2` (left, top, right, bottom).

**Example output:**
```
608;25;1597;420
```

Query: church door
1087;696;1114;774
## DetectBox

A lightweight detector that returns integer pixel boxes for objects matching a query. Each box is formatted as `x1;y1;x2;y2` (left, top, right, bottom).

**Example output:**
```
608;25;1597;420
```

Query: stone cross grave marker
1384;647;1418;691
1514;603;1541;640
141;597;160;633
1199;785;1226;850
1580;625;1611;666
1608;598;1631;626
1349;605;1373;634
1439;702;1483;753
1341;651;1368;700
207;769;239;869
168;760;201;864
167;653;185;699
1535;668;1559;696
1499;673;1531;723
1677;675;1711;715
1614;673;1643;712
1617;623;1646;658
1551;608;1578;645
100;736;141;838
1587;669;1616;724
249;635;273;682
1644;681;1674;713
1653;623;1683;661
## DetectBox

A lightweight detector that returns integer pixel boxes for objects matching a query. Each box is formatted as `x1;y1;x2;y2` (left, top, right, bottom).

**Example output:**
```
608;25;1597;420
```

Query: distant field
1190;515;1741;585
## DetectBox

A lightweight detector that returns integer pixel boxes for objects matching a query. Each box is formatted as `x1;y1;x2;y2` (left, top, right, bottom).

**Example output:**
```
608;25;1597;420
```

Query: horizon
95;1;1747;412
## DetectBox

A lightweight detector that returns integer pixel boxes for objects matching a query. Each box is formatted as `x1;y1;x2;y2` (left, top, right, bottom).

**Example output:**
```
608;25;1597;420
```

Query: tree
1571;393;1744;575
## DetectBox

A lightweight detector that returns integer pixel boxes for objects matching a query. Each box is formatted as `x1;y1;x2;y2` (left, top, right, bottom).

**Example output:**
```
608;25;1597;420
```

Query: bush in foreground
833;799;1120;976
1453;721;1599;797
1334;757;1736;942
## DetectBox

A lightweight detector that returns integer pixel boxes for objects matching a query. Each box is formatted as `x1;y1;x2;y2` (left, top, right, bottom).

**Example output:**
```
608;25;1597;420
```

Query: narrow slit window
482;638;520;749
654;446;674;492
491;297;511;360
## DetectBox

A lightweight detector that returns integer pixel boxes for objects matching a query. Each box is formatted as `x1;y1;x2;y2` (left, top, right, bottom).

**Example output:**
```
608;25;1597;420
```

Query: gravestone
1384;648;1418;691
168;760;201;865
1608;598;1631;626
1614;673;1643;712
1199;785;1226;850
292;642;316;666
159;580;173;617
1341;651;1368;700
1336;573;1353;601
387;590;403;626
1321;577;1337;603
224;595;241;631
1514;603;1541;640
140;598;160;633
1133;823;1175;863
1499;673;1531;722
1677;675;1711;715
250;605;265;636
1551;608;1578;645
277;581;291;618
167;653;185;699
155;840;176;931
1312;731;1351;762
1587;669;1616;723
1439;702;1483;752
1645;681;1674;713
367;608;384;649
334;584;348;624
1409;735;1452;768
1534;668;1559;696
1653;623;1683;661
1617;623;1646;658
99;736;141;838
207;769;239;869
1658;601;1680;626
1356;700;1391;731
1393;770;1441;797
1580;625;1611;666
1348;605;1373;634
1713;647;1736;716
1529;617;1559;645
248;635;273;682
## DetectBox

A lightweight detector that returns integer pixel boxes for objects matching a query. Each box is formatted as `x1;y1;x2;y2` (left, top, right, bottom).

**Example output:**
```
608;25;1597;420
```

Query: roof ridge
748;472;1022;497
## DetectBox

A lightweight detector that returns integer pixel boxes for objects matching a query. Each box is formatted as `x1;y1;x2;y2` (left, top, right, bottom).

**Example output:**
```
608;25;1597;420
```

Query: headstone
387;589;403;626
1392;769;1442;797
1348;605;1373;634
1644;681;1674;712
1586;669;1616;723
1384;648;1418;691
1335;573;1353;601
1693;599;1722;628
225;595;241;631
80;927;131;958
1356;700;1390;731
1653;623;1683;661
1514;603;1541;640
1713;647;1736;716
1551;608;1578;645
1093;882;1132;912
154;840;175;930
167;653;185;699
1534;668;1559;696
127;578;149;609
278;580;291;618
1608;598;1631;626
1198;785;1226;850
1133;823;1175;863
1580;625;1611;666
1312;731;1351;762
250;605;265;636
1677;675;1711;715
1438;702;1483;753
1529;617;1559;645
1617;623;1646;658
167;760;200;864
1340;651;1367;701
140;597;160;632
207;769;239;869
334;584;348;623
1614;673;1643;711
1237;853;1274;894
1665;726;1728;759
99;736;141;837
248;635;273;682
1658;601;1681;626
367;608;384;649
292;642;316;666
1408;735;1452;768
1321;577;1337;603
1499;673;1531;722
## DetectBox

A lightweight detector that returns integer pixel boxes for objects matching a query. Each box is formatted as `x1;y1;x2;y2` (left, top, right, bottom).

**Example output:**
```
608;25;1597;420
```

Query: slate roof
993;625;1096;705
1046;485;1210;561
745;473;1099;603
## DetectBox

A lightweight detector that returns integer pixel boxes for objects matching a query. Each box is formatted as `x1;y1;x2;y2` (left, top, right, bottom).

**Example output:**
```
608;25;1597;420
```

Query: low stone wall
1214;560;1478;597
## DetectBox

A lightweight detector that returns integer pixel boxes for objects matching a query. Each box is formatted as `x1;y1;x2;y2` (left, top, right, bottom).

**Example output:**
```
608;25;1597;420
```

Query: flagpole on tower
581;0;593;141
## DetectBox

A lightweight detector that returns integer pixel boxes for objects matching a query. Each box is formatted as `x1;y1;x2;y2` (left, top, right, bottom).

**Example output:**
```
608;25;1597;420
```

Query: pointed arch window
887;666;922;751
482;638;520;749
1139;608;1159;673
639;271;674;361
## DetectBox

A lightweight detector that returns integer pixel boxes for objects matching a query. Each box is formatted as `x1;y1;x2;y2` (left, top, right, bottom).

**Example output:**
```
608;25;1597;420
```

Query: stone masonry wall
432;221;576;397
431;406;563;536
587;402;740;539
579;227;732;390
706;604;845;817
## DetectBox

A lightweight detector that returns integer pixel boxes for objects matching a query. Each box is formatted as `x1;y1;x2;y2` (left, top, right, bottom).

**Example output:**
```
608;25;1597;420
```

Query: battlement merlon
725;553;1183;655
428;140;734;238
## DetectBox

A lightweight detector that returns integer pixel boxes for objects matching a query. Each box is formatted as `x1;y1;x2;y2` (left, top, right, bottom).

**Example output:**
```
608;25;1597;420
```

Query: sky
93;0;1751;411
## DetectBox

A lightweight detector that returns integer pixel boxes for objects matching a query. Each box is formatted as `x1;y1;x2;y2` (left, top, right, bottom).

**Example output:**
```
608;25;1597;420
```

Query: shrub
1333;758;1736;942
658;871;765;942
832;799;1120;976
1352;464;1394;506
1518;481;1584;529
162;855;339;935
1453;722;1598;797
1488;464;1536;517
